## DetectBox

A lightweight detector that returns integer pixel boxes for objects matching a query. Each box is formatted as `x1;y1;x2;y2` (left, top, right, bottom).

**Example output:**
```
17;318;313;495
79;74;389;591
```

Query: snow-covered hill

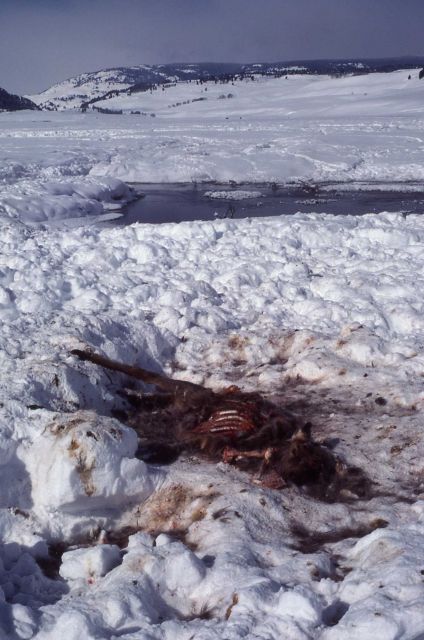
28;65;173;111
91;69;424;122
28;63;258;111
29;57;424;111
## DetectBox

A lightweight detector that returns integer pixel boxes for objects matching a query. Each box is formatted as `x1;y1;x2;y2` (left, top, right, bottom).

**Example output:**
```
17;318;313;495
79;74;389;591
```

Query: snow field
0;207;423;636
1;69;424;638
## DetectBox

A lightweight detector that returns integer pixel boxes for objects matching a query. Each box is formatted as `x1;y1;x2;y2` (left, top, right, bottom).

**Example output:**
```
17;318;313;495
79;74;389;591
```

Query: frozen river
114;182;424;225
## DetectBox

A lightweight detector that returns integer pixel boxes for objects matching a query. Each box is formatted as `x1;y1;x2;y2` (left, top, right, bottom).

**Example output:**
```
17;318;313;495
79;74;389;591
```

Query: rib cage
192;400;259;438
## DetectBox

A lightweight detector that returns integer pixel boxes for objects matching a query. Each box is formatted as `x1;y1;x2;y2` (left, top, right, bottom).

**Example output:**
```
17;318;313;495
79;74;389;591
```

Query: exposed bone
222;446;277;463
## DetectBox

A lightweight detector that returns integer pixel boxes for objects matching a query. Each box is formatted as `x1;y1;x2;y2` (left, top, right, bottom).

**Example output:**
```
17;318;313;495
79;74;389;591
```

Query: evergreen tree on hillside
0;88;39;111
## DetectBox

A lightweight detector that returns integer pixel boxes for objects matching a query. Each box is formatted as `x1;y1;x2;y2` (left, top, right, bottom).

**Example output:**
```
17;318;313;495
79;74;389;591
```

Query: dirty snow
1;70;424;639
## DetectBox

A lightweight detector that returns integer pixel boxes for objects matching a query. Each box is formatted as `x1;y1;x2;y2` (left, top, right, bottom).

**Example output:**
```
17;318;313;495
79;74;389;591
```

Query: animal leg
71;348;215;401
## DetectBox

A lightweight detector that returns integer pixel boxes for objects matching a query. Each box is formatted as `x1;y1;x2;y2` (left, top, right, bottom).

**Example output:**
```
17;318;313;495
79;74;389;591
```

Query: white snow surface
205;190;263;200
1;71;424;638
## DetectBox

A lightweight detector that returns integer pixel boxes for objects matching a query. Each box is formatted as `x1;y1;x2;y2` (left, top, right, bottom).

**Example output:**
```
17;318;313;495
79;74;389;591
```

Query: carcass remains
71;348;368;499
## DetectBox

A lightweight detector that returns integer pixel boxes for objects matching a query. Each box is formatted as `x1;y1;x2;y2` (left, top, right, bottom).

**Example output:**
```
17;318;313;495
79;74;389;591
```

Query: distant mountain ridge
29;57;424;111
0;87;39;112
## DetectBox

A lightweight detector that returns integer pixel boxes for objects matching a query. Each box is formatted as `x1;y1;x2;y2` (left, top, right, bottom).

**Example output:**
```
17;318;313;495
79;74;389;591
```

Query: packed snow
1;70;424;638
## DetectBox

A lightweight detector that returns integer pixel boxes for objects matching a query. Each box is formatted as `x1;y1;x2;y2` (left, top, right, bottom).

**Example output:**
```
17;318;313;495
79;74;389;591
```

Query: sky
1;0;424;94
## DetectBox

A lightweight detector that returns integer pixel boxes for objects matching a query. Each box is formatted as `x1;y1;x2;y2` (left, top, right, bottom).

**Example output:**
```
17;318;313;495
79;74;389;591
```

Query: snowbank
0;176;133;225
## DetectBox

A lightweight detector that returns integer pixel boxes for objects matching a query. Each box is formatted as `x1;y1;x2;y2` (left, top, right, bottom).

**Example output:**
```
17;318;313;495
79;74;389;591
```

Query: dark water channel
112;183;424;225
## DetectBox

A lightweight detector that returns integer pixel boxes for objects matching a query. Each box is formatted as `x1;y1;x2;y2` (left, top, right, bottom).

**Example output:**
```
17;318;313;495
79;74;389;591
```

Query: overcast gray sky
1;0;424;95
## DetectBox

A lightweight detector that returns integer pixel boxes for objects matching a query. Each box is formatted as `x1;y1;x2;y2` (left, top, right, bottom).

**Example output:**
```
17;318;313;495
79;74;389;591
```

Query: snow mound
26;411;158;526
60;544;122;582
0;176;133;225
